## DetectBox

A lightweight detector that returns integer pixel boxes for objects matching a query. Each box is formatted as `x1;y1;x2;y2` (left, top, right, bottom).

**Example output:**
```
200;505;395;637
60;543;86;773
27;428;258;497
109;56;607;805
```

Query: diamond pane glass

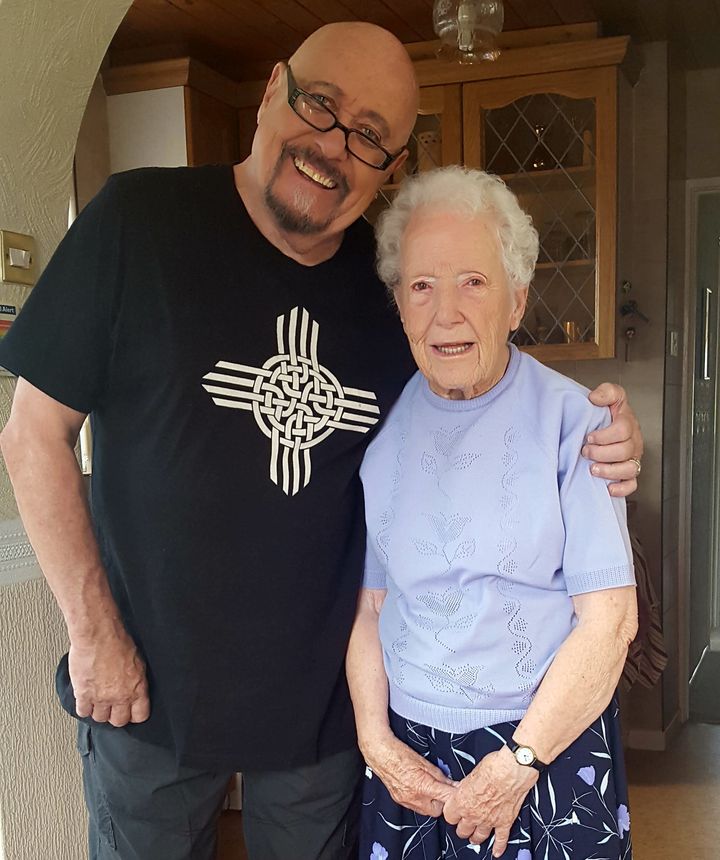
482;94;598;347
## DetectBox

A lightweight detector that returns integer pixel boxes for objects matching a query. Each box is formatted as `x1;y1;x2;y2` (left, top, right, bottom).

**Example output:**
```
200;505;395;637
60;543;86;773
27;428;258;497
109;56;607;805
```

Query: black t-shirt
0;165;414;770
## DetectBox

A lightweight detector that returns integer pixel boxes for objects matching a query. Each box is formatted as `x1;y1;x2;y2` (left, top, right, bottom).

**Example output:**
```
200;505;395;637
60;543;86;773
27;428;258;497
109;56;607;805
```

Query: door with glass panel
463;66;618;360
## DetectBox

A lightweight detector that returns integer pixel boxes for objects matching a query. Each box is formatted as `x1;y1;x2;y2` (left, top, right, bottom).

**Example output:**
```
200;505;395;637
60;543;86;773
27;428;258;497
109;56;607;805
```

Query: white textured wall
107;87;188;173
0;1;133;857
0;581;83;860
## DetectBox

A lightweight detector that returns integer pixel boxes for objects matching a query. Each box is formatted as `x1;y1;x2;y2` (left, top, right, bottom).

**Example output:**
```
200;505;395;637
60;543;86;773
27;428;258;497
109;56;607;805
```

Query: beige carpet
626;721;720;859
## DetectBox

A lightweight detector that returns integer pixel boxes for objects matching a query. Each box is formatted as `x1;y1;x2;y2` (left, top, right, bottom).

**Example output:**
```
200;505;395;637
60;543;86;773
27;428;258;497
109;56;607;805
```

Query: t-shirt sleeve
0;174;127;413
558;399;635;596
363;525;388;590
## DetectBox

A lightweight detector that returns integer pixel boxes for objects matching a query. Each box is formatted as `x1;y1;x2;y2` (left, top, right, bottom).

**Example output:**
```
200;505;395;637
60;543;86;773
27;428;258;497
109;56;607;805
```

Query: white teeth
436;344;472;355
293;158;337;189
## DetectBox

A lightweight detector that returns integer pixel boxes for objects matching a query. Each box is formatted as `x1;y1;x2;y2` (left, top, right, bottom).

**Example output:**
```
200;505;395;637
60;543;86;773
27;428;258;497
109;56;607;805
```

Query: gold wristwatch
507;738;547;772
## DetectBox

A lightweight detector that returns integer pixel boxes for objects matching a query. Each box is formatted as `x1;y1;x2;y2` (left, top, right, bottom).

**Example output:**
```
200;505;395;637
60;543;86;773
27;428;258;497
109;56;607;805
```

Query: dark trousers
78;722;363;860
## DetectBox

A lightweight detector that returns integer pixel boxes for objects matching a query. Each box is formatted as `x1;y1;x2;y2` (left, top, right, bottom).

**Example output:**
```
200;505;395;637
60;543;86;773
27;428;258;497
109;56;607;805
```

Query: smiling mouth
432;343;474;356
293;156;338;189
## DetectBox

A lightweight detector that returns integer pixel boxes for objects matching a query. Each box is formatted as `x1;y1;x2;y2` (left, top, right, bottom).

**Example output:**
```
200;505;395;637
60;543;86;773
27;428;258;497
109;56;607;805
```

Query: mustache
283;144;350;195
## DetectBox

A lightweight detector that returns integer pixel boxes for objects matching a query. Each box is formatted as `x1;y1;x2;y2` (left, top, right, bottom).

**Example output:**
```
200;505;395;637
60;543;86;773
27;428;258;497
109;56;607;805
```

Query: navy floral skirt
361;701;632;860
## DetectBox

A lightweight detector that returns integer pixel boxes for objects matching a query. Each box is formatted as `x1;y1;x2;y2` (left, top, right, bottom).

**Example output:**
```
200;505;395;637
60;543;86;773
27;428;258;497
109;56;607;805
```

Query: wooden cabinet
103;59;255;171
371;35;630;361
184;87;240;166
365;84;462;224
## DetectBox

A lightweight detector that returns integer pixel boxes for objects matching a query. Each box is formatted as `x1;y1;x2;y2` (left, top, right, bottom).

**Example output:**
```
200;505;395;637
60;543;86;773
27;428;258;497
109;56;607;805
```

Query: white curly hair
375;165;539;295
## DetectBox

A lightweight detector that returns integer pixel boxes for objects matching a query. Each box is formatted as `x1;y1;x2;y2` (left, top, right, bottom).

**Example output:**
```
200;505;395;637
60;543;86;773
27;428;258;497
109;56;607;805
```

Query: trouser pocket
77;722;117;852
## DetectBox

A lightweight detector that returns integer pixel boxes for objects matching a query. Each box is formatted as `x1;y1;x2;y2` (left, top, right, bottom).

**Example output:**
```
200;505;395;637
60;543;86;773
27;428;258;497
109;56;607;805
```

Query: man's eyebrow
304;79;391;139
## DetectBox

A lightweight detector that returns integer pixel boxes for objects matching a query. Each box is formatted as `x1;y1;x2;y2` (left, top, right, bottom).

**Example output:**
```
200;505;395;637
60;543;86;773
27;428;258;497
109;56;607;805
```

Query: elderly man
0;21;641;860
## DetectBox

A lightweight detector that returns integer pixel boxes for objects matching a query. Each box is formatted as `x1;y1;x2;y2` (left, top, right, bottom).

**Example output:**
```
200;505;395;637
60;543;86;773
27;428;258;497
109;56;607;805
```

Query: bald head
239;22;420;256
290;22;419;143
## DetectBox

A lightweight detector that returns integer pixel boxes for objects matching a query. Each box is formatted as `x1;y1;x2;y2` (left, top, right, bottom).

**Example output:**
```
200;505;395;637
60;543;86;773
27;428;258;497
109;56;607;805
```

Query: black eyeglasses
286;65;405;171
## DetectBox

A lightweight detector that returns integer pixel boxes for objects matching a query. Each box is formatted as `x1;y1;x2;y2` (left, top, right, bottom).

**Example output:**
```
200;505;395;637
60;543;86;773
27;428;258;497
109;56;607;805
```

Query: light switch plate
0;229;37;286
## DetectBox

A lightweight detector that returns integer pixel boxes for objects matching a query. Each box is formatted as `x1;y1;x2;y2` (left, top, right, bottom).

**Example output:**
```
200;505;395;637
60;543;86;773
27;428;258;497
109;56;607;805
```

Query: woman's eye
466;277;485;288
411;281;431;292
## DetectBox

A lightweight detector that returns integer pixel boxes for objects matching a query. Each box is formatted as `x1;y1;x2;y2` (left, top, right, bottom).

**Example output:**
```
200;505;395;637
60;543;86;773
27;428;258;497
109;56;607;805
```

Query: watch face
516;746;536;766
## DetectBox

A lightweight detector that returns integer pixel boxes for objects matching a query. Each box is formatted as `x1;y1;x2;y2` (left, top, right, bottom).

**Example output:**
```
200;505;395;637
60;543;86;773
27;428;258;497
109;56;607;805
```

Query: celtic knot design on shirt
202;306;380;495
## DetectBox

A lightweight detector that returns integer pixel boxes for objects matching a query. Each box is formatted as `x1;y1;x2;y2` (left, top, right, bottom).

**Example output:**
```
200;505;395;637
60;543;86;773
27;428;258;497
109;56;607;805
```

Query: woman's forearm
512;586;638;765
346;588;394;755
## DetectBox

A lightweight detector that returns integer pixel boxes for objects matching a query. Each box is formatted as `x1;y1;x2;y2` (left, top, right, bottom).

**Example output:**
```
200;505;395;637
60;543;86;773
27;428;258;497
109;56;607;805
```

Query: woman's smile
431;342;475;357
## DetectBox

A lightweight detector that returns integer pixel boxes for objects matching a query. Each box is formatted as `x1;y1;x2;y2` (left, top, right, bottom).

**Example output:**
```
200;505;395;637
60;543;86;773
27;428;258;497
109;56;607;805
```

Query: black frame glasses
286;64;405;171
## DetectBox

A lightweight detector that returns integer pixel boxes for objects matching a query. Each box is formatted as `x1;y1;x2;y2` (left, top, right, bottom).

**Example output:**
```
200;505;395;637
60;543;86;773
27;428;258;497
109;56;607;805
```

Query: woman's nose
433;289;464;326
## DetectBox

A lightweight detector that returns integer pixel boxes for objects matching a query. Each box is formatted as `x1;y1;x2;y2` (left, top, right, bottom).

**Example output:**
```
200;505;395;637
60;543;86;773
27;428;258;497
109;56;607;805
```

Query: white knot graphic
203;307;380;495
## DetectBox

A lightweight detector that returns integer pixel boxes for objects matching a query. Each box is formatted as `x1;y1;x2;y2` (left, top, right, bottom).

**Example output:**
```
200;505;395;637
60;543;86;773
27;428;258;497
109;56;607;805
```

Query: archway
0;3;132;857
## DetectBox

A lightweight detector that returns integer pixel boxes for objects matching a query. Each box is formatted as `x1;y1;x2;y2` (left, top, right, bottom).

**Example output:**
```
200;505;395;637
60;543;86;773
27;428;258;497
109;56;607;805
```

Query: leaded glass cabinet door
463;66;618;360
364;84;462;226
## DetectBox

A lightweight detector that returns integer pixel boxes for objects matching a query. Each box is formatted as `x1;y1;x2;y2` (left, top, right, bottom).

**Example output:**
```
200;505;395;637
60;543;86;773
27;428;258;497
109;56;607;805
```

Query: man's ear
386;149;409;181
257;62;285;124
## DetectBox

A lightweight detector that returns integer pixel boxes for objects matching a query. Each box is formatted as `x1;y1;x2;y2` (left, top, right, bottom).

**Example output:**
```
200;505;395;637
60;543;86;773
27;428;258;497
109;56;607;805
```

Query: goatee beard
264;145;348;235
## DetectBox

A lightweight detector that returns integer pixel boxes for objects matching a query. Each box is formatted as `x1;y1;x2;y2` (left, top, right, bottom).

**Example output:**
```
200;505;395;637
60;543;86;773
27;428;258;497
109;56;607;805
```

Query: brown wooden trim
187;58;244;108
520;342;601;361
593;65;618;358
441;85;463;165
103;57;265;109
404;22;600;62
103;58;192;96
461;84;482;168
413;36;630;87
235;79;268;109
183;86;195;167
459;65;618;109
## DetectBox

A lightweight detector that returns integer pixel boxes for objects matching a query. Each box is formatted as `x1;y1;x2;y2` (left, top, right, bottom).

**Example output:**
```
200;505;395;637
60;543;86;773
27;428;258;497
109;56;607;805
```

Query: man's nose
314;126;349;161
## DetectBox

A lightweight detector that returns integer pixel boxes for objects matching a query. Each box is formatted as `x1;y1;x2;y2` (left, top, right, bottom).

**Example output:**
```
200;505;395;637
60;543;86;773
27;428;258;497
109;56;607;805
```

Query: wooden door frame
679;176;720;721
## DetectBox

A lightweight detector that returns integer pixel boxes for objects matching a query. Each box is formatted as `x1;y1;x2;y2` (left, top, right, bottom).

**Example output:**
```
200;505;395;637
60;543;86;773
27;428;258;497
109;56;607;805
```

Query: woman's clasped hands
442;747;538;857
364;733;455;818
366;735;538;858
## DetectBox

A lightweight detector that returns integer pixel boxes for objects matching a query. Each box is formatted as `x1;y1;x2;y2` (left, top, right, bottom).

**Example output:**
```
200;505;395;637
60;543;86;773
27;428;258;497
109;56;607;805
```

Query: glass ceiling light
433;0;504;63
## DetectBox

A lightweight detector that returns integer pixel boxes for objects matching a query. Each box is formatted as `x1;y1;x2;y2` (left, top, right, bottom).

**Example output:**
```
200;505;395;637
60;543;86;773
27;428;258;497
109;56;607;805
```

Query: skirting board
626;710;682;751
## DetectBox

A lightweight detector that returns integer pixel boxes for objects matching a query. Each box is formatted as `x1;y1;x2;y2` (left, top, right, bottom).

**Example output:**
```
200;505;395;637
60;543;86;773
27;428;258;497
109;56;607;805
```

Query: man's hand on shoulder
69;620;150;727
583;382;643;498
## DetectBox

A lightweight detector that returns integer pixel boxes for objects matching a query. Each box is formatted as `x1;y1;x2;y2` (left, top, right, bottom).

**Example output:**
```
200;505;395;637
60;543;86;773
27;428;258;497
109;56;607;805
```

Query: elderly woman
347;166;637;860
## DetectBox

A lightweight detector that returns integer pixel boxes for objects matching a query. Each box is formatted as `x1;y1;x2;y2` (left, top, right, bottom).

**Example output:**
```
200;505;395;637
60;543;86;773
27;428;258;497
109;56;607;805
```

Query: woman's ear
509;286;529;331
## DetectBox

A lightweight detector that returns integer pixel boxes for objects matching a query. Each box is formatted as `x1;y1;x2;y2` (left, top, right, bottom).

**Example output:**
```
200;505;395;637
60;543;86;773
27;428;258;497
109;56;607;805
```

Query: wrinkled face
252;58;411;238
395;210;528;399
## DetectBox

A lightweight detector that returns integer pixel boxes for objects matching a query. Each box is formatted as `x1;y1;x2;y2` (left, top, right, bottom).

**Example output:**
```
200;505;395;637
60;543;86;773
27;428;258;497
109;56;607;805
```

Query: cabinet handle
703;287;712;381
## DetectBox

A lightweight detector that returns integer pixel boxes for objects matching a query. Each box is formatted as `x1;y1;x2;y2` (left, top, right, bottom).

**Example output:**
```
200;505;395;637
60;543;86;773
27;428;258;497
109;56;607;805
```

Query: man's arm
586;383;644;497
0;378;149;727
